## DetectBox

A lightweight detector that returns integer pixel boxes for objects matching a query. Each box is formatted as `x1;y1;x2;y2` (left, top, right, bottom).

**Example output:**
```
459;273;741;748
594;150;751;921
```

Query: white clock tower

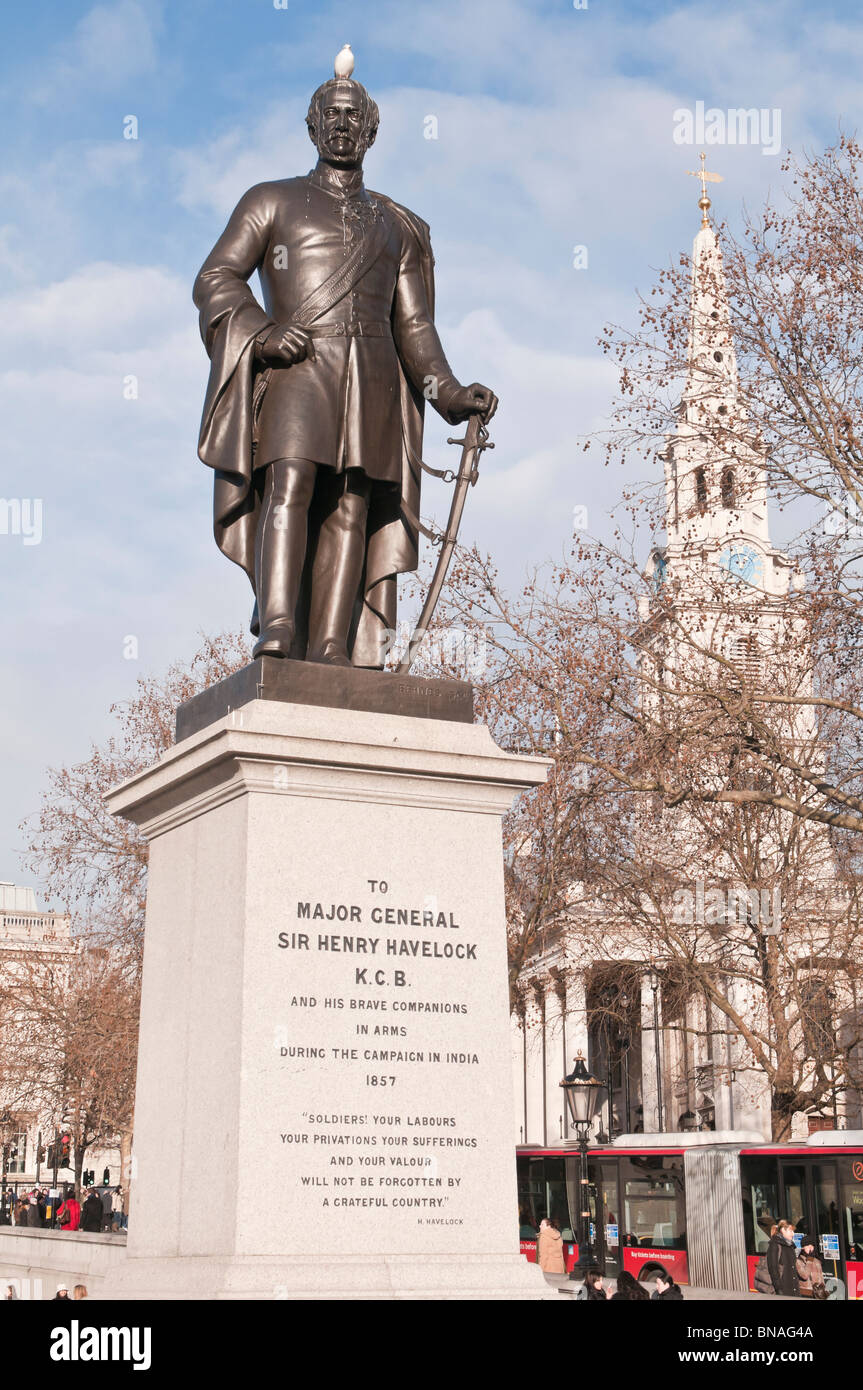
642;158;802;688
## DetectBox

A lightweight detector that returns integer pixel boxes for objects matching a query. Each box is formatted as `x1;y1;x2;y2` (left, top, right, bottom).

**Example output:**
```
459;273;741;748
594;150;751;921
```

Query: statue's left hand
447;383;498;424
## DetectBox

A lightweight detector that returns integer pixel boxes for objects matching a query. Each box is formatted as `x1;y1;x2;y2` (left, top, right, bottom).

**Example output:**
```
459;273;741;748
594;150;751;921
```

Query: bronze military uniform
194;54;495;668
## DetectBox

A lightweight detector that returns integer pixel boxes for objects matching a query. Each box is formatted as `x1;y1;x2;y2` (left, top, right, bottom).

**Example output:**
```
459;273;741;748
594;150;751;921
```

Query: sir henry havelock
193;47;497;669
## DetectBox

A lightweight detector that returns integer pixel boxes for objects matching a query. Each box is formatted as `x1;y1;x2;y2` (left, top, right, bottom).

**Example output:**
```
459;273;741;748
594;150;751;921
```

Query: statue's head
306;46;379;168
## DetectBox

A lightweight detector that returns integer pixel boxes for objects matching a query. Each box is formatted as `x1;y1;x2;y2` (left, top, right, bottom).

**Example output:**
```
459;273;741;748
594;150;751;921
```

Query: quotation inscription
270;879;484;1233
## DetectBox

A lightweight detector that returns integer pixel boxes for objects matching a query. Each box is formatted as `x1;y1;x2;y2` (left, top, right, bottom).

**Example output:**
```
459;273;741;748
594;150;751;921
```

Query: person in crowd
583;1267;610;1300
537;1217;566;1274
37;1190;48;1224
611;1269;651;1300
767;1219;800;1297
652;1271;684;1300
81;1189;103;1233
57;1191;81;1232
53;1285;70;1300
100;1187;113;1232
72;1284;88;1300
26;1194;42;1228
5;1285;18;1300
753;1227;777;1294
13;1196;28;1227
796;1236;826;1299
111;1186;127;1231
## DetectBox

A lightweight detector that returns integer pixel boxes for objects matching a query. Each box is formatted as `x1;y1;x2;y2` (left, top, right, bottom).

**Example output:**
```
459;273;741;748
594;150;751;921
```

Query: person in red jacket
56;1192;81;1231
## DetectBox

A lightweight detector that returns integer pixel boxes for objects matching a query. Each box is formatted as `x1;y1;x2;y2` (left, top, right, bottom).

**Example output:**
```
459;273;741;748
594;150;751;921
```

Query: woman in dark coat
652;1271;684;1300
80;1191;104;1233
611;1269;651;1301
767;1221;800;1296
583;1268;610;1301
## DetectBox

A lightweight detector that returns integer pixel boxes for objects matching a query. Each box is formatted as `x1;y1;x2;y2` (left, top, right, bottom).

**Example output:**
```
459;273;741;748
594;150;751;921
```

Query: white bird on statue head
334;44;354;78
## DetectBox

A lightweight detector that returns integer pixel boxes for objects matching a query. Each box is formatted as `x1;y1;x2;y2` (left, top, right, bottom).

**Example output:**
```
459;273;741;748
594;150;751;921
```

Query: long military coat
193;161;460;665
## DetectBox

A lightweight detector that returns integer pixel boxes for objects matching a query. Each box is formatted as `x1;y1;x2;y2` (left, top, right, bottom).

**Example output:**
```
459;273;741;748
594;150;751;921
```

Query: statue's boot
306;475;371;666
252;458;316;660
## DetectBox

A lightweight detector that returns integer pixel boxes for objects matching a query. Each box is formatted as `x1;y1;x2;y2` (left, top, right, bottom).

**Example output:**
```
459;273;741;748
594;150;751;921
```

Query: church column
561;968;589;1142
641;972;663;1132
710;993;735;1132
523;983;546;1146
562;969;589;1060
512;1001;527;1146
544;981;566;1143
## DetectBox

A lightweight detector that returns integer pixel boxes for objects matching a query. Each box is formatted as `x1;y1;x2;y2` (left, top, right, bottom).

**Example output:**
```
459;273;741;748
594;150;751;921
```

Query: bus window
840;1159;863;1264
599;1160;621;1278
813;1164;843;1284
518;1158;543;1238
782;1164;807;1236
543;1158;575;1241
619;1157;686;1250
740;1156;779;1255
517;1157;574;1241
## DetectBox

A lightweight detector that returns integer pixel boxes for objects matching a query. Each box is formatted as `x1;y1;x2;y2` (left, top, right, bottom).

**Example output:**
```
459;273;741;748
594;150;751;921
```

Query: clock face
719;544;762;585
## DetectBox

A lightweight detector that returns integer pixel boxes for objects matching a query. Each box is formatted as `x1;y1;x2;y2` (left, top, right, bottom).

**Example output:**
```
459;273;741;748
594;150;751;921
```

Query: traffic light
46;1143;55;1169
82;1169;95;1187
103;1167;110;1186
59;1133;71;1168
37;1145;46;1165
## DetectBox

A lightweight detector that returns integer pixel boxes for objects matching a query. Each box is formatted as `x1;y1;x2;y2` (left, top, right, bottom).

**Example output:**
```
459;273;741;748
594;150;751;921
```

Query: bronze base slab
174;657;473;742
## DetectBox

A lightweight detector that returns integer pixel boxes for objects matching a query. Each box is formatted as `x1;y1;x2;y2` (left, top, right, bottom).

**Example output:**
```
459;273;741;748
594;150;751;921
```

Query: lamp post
560;1051;604;1269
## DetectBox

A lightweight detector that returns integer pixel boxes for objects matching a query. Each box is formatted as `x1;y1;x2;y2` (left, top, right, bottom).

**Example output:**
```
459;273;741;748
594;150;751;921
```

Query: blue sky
2;0;861;897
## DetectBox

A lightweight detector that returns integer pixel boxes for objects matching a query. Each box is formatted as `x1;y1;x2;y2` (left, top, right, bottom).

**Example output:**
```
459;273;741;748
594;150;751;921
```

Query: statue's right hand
259;324;316;365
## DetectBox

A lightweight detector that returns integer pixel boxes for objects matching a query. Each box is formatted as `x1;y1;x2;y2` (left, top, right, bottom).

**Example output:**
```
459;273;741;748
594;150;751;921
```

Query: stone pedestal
102;693;552;1299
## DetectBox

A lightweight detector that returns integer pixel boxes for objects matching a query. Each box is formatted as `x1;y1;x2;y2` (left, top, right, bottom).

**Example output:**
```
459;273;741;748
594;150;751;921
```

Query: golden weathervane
687;151;723;226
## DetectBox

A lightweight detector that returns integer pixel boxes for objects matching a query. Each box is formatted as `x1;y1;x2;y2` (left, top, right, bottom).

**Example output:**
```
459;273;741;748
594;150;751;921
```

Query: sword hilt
446;430;495;450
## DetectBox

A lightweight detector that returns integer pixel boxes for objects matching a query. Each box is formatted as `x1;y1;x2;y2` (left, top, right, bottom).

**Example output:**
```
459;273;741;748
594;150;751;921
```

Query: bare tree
0;946;139;1194
8;630;252;1191
21;630;251;963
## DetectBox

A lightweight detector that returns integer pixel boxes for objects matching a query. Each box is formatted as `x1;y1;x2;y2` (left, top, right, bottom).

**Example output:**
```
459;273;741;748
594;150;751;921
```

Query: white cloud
27;0;162;105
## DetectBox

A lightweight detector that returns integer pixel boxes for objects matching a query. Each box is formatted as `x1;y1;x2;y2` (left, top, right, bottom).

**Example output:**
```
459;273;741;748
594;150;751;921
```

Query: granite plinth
102;699;552;1300
175;657;473;741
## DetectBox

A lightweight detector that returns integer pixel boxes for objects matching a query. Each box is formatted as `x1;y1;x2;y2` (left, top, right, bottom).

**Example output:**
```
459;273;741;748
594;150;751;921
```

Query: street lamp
560;1052;604;1269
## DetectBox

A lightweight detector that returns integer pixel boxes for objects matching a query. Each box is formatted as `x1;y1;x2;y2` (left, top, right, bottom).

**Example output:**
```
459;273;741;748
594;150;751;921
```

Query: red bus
517;1130;863;1298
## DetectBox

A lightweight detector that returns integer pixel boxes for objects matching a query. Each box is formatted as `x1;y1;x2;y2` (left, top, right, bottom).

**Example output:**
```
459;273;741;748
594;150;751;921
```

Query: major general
194;47;496;668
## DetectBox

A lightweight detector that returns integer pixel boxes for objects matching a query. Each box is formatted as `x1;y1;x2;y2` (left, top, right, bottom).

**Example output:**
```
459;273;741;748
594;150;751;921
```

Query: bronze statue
194;47;497;668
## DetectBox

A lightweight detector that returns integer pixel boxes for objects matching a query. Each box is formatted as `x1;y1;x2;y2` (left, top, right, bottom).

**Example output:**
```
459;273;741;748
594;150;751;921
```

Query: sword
397;412;494;675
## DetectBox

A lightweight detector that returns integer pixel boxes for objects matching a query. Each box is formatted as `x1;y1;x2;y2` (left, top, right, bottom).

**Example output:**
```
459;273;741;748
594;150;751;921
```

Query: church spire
660;158;769;553
681;154;740;427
